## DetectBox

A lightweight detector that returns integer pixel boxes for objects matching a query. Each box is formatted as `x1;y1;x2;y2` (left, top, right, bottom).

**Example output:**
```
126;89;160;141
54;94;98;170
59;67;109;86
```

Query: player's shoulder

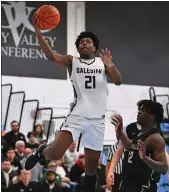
148;132;164;142
71;56;78;61
95;56;104;63
147;132;165;147
95;56;101;60
70;56;80;67
63;54;73;66
126;122;137;128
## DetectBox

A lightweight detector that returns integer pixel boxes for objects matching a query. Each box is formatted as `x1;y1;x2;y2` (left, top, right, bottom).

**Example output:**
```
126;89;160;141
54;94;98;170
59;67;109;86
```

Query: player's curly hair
137;100;164;124
75;31;100;52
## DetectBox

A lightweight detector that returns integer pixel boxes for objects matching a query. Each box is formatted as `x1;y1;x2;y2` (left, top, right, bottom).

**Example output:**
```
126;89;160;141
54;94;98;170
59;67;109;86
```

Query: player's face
78;38;96;56
137;105;154;126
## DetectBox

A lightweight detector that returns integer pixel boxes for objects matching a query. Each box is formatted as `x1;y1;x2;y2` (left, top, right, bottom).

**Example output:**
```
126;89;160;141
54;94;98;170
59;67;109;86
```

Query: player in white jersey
25;14;122;192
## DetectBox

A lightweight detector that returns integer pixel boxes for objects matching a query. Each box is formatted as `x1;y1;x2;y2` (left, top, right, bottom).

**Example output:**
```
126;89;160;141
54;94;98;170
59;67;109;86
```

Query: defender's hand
138;139;146;160
111;115;123;133
107;171;115;186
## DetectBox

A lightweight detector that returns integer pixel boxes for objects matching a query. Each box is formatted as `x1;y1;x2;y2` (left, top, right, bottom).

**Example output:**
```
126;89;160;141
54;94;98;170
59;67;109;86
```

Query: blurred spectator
42;161;71;191
2;131;6;137
15;140;25;161
69;154;85;183
42;161;62;187
26;132;39;150
2;137;8;161
1;158;17;192
20;148;43;182
55;159;71;185
60;155;69;176
4;121;26;148
6;148;22;172
38;170;61;192
20;148;32;167
12;170;22;184
39;139;48;145
33;124;47;144
64;143;79;173
8;169;38;192
2;124;6;136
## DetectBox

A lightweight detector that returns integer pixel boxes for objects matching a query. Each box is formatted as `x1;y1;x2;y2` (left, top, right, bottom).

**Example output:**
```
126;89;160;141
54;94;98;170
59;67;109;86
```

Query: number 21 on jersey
85;76;96;89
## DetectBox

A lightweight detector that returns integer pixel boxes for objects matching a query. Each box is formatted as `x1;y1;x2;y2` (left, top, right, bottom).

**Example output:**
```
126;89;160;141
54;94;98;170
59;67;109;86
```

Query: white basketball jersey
69;56;108;118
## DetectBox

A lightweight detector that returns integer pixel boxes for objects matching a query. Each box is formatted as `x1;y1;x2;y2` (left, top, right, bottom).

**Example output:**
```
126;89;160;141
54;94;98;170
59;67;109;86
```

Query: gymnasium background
1;1;169;191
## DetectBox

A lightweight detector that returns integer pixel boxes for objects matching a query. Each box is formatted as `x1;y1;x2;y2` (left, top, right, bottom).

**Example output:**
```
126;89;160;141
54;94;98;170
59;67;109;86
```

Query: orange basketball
35;5;60;30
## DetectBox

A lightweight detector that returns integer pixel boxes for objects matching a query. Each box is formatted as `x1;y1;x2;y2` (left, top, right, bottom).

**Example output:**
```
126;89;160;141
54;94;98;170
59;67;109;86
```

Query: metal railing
35;108;53;141
149;87;156;101
149;87;169;118
5;91;25;132
2;84;13;128
19;100;39;134
47;116;66;143
154;94;169;118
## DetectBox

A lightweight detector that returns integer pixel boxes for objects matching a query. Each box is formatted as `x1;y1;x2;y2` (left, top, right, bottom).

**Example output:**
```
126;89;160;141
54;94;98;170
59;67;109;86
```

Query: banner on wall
2;1;67;79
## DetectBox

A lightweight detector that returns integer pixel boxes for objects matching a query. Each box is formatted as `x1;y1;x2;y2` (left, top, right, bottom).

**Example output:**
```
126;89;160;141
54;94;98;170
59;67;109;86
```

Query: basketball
35;5;60;30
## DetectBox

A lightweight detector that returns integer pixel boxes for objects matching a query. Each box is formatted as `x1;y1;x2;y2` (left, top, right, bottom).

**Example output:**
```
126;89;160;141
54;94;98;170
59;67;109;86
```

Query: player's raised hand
111;115;123;133
138;139;146;160
111;115;123;132
99;48;114;67
32;13;41;34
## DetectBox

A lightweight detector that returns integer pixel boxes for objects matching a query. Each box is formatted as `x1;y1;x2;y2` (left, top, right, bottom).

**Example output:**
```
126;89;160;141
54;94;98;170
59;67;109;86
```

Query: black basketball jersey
122;123;160;186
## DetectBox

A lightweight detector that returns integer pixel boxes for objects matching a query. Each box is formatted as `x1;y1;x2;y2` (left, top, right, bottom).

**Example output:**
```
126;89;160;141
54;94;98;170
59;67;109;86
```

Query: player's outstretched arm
106;145;124;190
109;145;124;173
33;14;72;67
107;145;124;179
99;49;122;85
138;135;168;174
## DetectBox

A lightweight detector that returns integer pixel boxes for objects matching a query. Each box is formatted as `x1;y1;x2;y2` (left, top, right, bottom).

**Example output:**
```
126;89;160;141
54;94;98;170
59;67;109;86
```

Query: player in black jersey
111;100;168;192
107;122;161;191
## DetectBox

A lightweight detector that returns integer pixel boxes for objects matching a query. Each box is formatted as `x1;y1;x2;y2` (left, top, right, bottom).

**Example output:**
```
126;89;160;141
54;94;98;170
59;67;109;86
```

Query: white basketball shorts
61;114;105;151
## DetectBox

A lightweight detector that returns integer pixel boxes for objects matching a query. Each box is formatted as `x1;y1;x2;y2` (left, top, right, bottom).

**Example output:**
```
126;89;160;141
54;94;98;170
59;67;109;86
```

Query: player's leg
43;130;73;159
25;130;73;170
25;114;83;170
84;147;101;192
81;118;105;192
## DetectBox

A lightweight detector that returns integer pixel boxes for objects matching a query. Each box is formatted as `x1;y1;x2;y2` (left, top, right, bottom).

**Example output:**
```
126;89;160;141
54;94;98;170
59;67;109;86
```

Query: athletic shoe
24;144;46;170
